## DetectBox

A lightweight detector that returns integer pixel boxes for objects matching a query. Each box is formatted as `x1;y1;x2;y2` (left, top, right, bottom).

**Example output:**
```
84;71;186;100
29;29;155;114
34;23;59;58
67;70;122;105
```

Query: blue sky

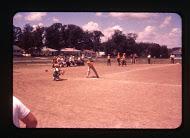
13;12;181;48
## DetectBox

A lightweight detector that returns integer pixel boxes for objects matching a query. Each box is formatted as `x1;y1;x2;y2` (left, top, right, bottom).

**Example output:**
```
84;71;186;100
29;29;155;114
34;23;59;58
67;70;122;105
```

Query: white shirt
54;67;59;72
69;56;72;62
170;55;175;58
13;96;30;127
72;56;75;61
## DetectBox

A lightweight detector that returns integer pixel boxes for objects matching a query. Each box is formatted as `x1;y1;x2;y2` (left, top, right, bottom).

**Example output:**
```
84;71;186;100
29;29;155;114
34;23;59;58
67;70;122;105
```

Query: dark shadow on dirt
53;78;67;81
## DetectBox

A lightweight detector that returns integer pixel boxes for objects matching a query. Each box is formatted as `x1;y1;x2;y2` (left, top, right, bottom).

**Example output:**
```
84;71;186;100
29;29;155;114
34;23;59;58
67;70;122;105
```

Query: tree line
13;23;169;58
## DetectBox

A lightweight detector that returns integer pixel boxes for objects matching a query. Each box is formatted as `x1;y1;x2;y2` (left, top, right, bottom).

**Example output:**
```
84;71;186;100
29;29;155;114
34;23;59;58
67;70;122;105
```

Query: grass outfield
13;60;182;128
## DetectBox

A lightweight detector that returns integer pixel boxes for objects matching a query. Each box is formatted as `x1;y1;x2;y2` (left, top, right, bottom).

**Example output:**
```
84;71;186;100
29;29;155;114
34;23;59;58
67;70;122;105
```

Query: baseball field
13;57;182;128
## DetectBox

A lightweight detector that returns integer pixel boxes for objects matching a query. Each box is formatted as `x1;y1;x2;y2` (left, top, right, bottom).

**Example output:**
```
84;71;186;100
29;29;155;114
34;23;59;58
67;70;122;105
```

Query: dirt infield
13;60;181;128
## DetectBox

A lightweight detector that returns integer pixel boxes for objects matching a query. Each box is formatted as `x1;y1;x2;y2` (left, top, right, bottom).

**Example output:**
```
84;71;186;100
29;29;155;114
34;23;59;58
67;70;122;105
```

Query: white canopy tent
60;48;81;56
42;47;58;52
82;49;96;58
41;47;58;56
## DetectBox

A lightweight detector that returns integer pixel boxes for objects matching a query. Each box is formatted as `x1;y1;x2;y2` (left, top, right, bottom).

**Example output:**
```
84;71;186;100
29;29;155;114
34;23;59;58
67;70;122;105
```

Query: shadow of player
88;76;100;78
54;78;68;81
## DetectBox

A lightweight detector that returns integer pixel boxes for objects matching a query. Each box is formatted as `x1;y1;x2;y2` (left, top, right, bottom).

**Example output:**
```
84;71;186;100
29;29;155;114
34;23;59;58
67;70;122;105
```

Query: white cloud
25;12;47;21
156;30;181;48
144;26;155;32
101;25;124;42
38;23;44;27
111;25;123;31
137;26;181;48
166;28;181;47
109;13;158;20
169;28;180;36
159;16;172;28
32;23;44;31
53;17;60;22
82;21;100;31
95;12;103;16
137;26;157;42
14;13;23;20
32;25;37;31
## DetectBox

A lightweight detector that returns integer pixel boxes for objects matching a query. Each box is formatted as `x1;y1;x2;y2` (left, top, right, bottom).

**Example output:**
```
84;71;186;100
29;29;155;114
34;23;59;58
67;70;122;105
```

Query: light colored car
22;53;31;57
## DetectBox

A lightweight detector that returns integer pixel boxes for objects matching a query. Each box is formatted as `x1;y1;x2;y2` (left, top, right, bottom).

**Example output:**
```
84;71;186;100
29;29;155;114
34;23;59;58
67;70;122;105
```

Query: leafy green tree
80;31;94;50
103;30;137;55
30;26;45;55
64;24;85;50
90;30;104;51
45;23;63;51
19;24;34;53
160;45;169;58
111;30;127;53
136;42;169;58
136;42;149;57
15;22;170;58
13;25;22;46
126;33;138;54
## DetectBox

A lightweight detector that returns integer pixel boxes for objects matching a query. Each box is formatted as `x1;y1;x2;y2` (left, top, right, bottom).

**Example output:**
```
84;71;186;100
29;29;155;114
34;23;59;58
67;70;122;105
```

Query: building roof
61;48;81;52
13;45;24;51
42;47;58;52
83;49;96;53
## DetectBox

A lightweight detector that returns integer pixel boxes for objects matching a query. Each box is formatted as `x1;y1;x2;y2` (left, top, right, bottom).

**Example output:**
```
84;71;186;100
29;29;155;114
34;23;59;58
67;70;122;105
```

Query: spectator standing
121;53;127;66
170;54;175;64
147;54;151;64
117;52;121;66
107;54;111;66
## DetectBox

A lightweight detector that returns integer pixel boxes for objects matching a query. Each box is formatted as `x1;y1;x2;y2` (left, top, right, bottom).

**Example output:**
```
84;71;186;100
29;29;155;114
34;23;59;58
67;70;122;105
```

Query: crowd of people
116;52;127;66
51;54;87;81
110;52;177;65
115;52;138;66
52;55;85;68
